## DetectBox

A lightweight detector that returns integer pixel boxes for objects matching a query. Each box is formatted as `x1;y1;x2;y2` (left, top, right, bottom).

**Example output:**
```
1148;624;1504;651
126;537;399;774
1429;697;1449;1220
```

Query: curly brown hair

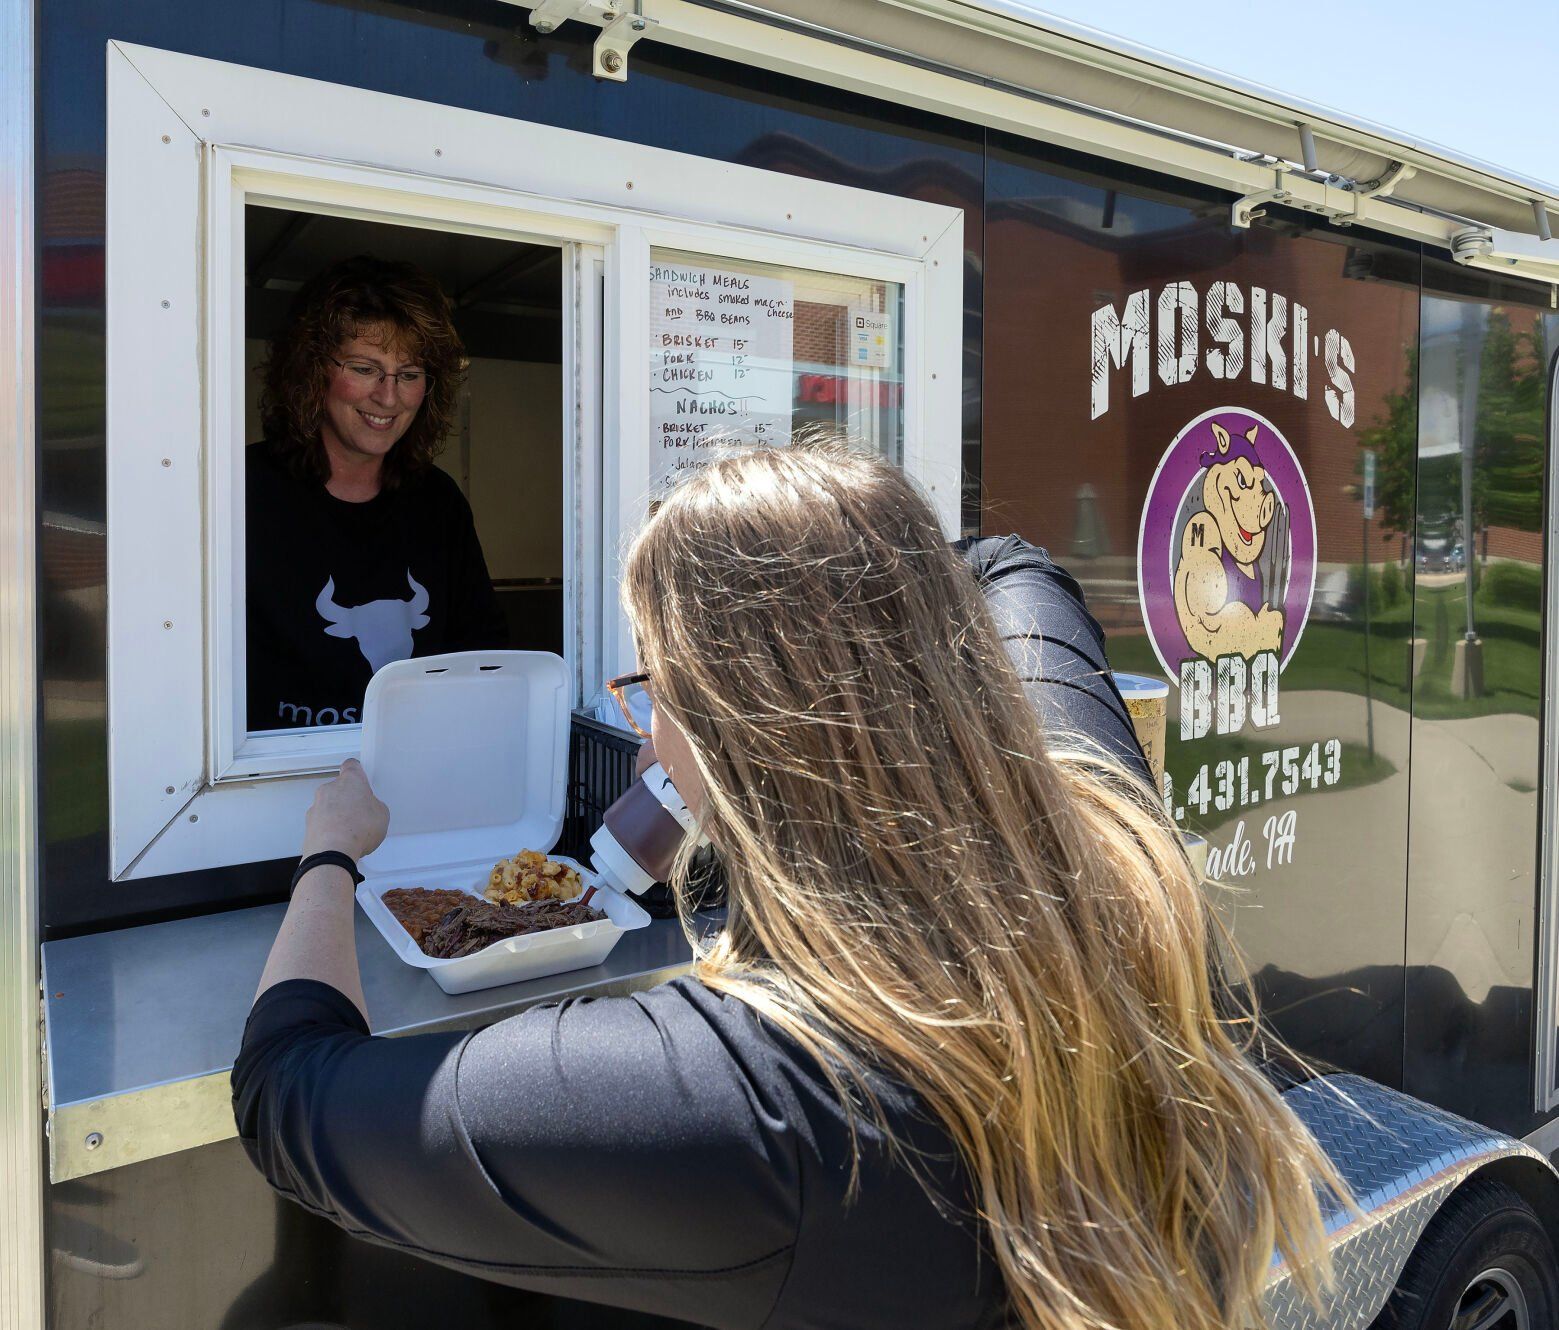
259;254;466;489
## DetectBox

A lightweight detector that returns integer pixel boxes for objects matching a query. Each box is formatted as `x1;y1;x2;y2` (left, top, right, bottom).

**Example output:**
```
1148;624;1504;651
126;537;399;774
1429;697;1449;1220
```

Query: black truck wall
981;129;1557;1132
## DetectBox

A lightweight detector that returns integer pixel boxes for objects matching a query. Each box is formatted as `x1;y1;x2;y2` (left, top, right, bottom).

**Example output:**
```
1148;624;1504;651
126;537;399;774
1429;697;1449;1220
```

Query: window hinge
37;981;50;1115
1231;161;1291;229
528;0;592;34
525;0;657;82
594;5;656;81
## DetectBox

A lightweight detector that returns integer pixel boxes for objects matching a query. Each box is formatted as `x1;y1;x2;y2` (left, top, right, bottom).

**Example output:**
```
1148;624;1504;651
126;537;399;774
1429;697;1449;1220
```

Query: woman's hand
634;732;658;778
302;758;389;862
257;758;382;1014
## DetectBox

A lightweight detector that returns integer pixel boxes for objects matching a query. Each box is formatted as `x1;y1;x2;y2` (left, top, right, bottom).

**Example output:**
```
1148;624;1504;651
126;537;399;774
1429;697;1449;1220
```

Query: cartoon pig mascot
1173;420;1285;660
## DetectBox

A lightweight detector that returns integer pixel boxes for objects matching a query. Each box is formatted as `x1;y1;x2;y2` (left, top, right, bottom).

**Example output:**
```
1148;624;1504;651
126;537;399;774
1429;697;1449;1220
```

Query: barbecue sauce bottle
589;763;704;896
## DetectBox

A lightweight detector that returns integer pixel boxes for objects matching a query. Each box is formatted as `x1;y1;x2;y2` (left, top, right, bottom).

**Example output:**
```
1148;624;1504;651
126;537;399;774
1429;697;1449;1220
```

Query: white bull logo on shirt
315;571;430;674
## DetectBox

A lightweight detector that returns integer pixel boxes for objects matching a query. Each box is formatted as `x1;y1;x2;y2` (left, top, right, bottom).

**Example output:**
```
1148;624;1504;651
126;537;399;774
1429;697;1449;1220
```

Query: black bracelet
290;850;364;896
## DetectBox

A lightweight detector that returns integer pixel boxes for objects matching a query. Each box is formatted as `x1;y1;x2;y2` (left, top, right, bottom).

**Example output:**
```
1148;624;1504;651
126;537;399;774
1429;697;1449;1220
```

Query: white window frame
106;42;962;881
204;153;602;784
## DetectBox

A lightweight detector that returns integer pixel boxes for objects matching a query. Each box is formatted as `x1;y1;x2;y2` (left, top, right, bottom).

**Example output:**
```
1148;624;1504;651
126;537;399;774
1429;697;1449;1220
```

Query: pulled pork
421;897;605;960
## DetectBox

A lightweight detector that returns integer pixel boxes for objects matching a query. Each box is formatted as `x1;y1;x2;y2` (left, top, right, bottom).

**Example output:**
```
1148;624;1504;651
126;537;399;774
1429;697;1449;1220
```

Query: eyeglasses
605;671;653;739
327;356;430;391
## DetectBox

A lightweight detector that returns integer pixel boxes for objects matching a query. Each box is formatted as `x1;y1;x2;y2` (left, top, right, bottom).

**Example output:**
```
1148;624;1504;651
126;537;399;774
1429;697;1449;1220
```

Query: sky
1008;0;1559;190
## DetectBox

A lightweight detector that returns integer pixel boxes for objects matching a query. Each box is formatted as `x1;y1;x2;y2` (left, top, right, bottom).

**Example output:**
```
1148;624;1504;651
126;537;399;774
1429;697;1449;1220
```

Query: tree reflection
1356;307;1552;718
1476;312;1547;535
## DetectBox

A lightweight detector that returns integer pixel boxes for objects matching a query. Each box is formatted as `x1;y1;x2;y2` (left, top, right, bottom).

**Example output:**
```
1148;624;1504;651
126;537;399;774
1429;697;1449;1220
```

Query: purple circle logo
1136;408;1316;681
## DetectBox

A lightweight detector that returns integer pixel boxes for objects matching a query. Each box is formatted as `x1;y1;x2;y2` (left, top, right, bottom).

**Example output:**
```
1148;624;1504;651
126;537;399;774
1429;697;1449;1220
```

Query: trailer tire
1369;1176;1557;1330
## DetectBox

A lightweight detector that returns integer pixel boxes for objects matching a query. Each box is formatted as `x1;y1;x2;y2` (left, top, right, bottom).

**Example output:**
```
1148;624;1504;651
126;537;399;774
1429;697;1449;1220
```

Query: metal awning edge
916;0;1559;214
499;0;1559;282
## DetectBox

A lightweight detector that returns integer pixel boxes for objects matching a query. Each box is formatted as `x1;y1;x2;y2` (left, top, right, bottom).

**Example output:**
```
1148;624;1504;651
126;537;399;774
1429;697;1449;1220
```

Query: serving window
105;42;961;879
238;207;564;745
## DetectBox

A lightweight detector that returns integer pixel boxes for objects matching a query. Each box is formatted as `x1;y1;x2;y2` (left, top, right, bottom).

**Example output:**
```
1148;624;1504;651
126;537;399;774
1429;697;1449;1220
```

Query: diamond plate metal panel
1262;1074;1555;1329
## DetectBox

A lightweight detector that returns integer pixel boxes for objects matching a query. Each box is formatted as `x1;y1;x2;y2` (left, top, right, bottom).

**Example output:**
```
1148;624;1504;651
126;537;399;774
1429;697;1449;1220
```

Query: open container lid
1112;671;1170;700
357;651;570;880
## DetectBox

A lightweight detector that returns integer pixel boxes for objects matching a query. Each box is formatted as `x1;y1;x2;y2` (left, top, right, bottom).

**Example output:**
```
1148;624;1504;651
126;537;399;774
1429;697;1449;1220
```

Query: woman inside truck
233;441;1341;1330
246;254;508;732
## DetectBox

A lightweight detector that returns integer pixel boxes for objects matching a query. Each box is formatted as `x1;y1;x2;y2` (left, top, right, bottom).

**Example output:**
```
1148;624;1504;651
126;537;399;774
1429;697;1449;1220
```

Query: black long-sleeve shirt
954;535;1151;786
246;442;509;732
234;978;1008;1330
232;536;1145;1329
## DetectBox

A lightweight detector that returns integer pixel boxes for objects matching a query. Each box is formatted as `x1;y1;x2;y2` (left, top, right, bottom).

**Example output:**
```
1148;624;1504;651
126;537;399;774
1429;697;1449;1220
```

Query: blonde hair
623;441;1342;1330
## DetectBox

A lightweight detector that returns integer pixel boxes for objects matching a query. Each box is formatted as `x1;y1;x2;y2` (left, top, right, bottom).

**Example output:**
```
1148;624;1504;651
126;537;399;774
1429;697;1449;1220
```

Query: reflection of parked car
1418;540;1465;574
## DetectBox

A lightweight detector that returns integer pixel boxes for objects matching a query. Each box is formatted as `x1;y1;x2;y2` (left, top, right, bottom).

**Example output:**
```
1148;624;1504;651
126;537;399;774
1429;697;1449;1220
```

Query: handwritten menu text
648;260;794;492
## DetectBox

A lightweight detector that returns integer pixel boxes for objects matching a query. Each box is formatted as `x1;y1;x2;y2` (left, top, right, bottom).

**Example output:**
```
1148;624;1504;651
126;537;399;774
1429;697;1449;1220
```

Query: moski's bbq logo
1137;408;1316;739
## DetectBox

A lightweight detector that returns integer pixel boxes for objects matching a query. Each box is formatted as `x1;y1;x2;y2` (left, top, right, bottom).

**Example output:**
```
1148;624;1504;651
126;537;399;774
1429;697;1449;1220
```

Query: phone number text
1165;739;1341;823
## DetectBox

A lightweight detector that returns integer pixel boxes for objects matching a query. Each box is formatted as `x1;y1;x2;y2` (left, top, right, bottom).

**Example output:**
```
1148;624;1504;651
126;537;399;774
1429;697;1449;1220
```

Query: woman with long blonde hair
236;440;1341;1330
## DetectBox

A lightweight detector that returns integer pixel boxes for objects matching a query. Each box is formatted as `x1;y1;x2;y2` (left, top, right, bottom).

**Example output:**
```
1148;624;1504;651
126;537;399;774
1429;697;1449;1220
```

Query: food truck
8;0;1559;1325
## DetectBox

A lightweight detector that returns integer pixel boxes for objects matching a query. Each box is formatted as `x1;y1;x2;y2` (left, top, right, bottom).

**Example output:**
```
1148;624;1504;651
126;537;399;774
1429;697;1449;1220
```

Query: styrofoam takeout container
354;651;651;995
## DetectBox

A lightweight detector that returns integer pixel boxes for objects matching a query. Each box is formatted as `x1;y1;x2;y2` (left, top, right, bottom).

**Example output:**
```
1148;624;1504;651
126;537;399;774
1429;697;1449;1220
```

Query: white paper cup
1113;672;1170;791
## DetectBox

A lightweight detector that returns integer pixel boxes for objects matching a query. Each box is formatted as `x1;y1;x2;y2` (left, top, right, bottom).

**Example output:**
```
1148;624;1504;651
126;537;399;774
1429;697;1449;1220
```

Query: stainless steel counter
42;903;697;1182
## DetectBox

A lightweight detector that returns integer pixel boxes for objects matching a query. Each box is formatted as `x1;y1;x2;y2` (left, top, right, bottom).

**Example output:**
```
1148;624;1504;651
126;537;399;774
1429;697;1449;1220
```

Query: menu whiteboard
649;259;794;493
